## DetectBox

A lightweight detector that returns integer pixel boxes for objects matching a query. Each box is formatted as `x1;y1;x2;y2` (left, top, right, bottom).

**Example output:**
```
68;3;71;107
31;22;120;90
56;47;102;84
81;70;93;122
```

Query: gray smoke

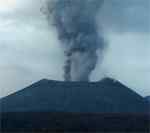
46;0;105;81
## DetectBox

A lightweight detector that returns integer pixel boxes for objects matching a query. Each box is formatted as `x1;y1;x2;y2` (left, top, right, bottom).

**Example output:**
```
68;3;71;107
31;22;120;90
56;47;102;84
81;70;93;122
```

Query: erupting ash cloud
46;0;105;81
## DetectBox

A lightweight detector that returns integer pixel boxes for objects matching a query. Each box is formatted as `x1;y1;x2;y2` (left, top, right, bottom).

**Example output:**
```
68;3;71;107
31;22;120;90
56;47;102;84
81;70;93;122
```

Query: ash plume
46;0;105;81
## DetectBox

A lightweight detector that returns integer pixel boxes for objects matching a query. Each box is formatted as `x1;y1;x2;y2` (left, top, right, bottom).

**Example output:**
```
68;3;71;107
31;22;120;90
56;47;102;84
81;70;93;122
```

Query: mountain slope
145;96;150;103
0;78;148;113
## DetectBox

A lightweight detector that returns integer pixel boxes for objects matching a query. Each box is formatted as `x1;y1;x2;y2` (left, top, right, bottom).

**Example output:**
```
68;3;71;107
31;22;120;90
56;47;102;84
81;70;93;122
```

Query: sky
0;0;150;98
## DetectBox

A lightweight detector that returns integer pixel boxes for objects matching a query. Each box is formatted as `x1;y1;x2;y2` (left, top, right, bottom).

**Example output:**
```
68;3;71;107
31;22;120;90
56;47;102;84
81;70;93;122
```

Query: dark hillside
0;78;149;132
1;78;148;113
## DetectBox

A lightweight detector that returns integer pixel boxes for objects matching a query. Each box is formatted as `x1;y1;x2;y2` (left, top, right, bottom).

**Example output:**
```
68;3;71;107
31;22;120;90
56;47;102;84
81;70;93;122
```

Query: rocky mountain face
0;78;148;113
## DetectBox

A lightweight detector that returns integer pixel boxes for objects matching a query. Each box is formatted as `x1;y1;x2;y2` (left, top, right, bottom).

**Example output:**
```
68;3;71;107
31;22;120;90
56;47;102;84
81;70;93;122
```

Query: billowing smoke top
46;0;105;81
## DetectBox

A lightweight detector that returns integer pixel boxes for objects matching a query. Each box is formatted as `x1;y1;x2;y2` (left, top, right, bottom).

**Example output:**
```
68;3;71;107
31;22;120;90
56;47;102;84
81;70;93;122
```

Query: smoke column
46;0;105;81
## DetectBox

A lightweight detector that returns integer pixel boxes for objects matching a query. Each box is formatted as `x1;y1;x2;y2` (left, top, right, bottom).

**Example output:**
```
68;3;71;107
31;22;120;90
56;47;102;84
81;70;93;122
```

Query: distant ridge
0;78;148;113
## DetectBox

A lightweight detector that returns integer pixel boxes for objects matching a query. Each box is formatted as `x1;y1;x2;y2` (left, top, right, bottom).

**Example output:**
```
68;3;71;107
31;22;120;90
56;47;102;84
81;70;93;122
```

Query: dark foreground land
1;112;150;133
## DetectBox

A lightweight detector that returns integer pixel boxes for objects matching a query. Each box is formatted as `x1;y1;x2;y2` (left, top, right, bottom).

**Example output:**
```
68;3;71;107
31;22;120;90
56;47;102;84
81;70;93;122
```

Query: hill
0;78;148;113
1;78;149;132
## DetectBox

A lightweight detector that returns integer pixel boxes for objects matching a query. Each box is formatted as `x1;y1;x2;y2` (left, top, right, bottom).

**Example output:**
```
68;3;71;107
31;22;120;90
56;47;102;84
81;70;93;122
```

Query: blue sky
0;0;150;97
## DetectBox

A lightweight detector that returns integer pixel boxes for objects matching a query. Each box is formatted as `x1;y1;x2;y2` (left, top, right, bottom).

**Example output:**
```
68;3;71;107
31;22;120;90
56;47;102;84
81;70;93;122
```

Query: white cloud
0;19;65;97
0;0;65;97
92;32;150;96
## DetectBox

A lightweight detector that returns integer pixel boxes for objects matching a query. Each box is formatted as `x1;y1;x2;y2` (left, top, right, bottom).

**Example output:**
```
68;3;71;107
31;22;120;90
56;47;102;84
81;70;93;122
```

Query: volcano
1;78;149;132
0;78;148;113
0;78;147;113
